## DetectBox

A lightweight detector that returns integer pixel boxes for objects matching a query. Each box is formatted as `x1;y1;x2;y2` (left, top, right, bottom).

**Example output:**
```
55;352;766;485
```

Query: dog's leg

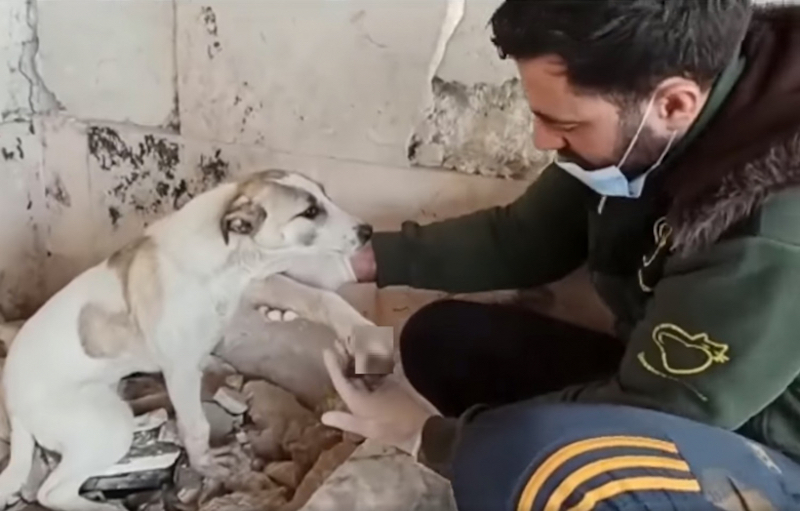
246;274;375;344
36;389;132;511
162;362;232;479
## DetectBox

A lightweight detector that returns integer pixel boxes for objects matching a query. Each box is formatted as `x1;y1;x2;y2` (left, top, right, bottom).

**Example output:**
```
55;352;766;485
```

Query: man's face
516;56;675;175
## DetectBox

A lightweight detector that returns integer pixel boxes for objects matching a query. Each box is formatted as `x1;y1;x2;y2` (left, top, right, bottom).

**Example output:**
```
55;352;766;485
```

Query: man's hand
320;349;435;456
349;242;377;283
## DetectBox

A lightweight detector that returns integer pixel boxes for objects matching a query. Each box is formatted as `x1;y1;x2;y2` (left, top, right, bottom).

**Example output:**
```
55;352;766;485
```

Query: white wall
0;0;540;319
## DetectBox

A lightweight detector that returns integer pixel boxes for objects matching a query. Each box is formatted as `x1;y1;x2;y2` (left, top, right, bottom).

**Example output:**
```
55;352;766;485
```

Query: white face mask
555;94;677;202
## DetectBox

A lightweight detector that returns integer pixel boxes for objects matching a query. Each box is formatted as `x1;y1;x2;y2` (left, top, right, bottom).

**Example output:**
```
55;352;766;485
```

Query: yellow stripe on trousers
544;455;693;510
566;476;701;511
516;436;681;511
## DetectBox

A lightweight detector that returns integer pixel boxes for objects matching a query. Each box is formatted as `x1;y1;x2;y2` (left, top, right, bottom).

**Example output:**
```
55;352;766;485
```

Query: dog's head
220;169;372;254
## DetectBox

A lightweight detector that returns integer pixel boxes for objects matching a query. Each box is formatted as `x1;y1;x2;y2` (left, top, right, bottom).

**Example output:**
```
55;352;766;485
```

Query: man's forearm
367;165;590;293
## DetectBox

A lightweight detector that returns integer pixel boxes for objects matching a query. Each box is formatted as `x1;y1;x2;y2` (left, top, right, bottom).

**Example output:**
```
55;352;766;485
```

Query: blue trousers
451;403;800;511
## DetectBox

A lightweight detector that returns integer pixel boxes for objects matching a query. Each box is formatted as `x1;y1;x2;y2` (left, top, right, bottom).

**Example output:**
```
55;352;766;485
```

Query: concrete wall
0;0;542;319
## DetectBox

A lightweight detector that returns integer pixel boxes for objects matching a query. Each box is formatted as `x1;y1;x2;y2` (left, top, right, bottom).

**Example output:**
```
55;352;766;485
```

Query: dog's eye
300;204;320;219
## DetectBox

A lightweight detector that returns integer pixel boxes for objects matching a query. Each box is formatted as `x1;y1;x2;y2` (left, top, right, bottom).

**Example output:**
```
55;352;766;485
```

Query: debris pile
0;306;455;511
73;360;361;511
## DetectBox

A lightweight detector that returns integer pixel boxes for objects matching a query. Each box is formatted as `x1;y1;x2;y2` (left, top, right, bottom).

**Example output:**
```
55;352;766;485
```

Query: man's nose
356;223;373;244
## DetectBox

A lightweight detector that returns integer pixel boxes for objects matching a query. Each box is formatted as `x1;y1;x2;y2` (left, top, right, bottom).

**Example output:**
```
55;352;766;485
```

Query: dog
0;169;375;511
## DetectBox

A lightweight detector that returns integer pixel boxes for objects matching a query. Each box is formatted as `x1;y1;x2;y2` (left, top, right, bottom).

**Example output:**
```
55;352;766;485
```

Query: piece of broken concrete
265;460;303;490
213;387;248;415
198;488;288;511
218;300;339;409
296;441;457;511
243;380;316;440
81;409;182;495
202;402;242;446
284;423;342;473
284;440;359;511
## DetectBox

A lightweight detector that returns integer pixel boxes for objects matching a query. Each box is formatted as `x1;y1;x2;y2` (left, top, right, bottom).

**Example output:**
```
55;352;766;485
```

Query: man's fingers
322;348;364;406
320;411;370;438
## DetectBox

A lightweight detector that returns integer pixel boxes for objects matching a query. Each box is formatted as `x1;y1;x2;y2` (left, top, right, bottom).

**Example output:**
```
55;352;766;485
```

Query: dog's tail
0;417;34;506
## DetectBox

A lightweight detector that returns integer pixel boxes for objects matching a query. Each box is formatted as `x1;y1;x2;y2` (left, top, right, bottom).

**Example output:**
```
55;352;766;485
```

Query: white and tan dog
0;169;375;511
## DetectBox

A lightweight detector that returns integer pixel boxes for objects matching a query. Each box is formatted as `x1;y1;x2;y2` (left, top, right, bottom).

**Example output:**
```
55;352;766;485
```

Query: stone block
176;0;446;166
297;441;456;511
37;0;176;126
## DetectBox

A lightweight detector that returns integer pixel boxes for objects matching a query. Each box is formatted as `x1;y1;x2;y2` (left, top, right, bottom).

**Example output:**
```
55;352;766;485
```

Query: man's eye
300;205;320;219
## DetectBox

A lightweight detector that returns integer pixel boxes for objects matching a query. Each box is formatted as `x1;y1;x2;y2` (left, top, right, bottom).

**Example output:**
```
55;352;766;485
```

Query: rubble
0;305;456;511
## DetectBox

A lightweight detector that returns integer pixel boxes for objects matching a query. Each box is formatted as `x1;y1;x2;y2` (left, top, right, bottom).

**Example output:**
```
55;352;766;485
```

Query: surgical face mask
554;94;678;208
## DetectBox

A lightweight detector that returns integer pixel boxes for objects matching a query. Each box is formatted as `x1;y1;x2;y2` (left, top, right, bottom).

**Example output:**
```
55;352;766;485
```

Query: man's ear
220;195;267;245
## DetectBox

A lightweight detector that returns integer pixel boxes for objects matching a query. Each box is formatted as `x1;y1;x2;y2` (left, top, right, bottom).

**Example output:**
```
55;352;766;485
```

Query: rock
225;374;244;391
224;468;278;494
242;380;318;455
265;461;302;490
121;376;172;416
198;488;287;511
296;441;457;511
284;424;342;472
119;374;165;401
284;441;358;511
283;311;299;321
246;426;283;462
213;387;248;415
128;392;172;417
244;381;316;431
202;402;241;446
218;300;339;409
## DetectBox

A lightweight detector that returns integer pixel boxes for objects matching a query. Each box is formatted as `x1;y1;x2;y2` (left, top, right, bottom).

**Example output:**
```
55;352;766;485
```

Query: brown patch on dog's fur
80;236;163;359
78;303;141;358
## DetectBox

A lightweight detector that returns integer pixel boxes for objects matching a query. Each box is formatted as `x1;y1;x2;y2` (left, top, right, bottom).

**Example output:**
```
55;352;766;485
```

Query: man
314;1;800;509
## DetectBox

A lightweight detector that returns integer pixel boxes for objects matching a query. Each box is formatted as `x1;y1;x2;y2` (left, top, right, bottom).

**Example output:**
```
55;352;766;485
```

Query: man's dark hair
490;0;753;100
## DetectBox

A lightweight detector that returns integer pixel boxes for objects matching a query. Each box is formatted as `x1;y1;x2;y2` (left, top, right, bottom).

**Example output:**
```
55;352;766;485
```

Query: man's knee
450;402;769;511
398;299;465;394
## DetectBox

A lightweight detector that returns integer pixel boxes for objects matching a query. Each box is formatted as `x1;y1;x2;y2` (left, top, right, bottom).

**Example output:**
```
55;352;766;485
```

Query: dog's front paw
189;446;240;480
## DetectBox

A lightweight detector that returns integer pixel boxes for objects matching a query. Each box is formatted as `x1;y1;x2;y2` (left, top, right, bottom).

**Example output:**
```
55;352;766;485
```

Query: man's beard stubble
557;104;675;179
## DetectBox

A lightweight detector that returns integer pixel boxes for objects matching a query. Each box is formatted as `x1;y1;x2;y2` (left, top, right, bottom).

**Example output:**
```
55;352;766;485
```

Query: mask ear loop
597;95;657;215
617;94;657;168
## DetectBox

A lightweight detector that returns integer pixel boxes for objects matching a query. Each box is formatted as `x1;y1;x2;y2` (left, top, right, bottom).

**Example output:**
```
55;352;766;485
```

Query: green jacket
372;7;800;476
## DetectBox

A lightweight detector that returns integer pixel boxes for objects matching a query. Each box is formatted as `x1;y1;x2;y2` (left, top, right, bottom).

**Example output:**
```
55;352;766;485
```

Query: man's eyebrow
531;110;580;125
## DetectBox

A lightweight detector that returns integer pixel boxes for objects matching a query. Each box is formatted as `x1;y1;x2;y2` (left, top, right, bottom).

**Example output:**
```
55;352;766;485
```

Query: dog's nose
356;223;373;244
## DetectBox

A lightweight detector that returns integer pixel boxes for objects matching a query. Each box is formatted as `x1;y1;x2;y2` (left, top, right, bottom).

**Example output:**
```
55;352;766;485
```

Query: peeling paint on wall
86;125;232;230
408;77;549;179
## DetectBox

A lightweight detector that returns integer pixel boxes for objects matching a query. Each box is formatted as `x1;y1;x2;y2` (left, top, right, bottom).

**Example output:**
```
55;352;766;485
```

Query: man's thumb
321;411;369;437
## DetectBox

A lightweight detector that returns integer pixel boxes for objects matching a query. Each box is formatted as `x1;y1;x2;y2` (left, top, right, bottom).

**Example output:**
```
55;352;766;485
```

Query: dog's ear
220;196;267;245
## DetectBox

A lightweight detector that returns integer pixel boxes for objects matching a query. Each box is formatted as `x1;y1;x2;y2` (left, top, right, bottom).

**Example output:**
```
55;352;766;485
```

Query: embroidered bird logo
650;324;729;375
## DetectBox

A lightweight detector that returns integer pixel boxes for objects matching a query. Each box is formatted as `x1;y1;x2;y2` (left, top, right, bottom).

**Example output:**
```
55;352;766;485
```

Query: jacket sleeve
415;231;800;478
370;164;589;293
531;232;800;429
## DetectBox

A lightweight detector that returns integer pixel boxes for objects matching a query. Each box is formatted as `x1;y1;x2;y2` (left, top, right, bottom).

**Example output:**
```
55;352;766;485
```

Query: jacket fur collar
666;5;800;255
